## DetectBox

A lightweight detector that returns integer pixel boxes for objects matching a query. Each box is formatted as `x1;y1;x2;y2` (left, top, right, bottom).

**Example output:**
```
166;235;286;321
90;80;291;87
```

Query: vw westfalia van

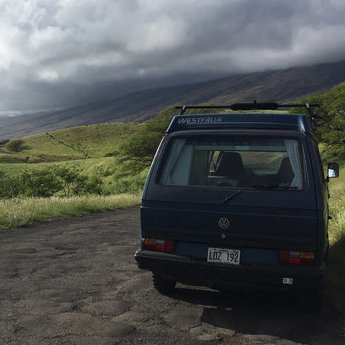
135;103;339;311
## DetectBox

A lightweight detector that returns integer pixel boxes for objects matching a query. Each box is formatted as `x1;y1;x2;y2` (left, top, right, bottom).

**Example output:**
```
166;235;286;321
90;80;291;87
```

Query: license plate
207;247;240;265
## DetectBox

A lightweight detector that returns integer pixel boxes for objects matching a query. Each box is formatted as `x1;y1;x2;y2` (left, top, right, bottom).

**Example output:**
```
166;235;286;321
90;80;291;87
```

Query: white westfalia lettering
177;117;223;125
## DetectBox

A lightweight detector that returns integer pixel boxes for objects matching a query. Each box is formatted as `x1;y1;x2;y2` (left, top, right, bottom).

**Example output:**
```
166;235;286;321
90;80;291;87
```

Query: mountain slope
1;59;345;139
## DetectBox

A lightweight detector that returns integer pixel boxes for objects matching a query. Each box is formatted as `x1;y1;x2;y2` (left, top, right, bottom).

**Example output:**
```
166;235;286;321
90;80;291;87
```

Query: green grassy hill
0;119;150;229
0;121;142;163
0;119;149;200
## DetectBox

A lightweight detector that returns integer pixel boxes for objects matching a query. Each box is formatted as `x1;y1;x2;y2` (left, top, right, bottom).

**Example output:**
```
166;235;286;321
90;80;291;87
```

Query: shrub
115;106;176;173
54;167;88;197
0;166;106;199
19;169;62;197
7;139;29;152
0;176;22;198
297;82;345;158
84;176;103;195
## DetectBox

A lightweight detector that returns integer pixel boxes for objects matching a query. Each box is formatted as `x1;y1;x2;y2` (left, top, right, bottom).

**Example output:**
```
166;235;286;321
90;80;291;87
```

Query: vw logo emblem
218;217;230;229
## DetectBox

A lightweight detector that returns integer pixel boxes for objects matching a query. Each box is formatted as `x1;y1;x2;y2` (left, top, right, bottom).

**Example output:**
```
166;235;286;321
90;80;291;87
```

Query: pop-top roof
166;113;312;133
166;103;318;134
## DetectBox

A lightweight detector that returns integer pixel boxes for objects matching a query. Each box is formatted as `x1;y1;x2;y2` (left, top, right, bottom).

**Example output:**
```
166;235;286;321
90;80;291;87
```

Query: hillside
0;120;149;199
1;85;345;325
1;59;345;139
0;122;141;164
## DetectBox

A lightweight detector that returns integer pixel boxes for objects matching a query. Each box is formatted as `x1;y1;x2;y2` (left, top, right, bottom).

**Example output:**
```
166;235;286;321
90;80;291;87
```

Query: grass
0;121;147;195
1;122;142;160
0;121;149;199
0;120;344;324
0;194;141;229
0;157;115;178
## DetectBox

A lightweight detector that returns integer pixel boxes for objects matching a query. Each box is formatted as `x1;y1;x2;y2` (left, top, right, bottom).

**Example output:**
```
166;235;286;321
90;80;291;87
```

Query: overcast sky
1;0;345;112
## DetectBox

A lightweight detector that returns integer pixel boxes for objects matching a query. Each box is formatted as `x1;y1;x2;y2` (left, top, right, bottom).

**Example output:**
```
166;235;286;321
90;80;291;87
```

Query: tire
300;288;323;313
152;272;176;295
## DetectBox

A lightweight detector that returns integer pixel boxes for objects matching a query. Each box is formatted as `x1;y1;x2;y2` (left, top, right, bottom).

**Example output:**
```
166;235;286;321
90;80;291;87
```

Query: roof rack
175;102;319;114
175;102;320;128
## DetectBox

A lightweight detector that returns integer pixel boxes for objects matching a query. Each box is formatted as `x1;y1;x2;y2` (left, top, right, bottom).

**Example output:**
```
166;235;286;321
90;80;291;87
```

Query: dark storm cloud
1;0;345;111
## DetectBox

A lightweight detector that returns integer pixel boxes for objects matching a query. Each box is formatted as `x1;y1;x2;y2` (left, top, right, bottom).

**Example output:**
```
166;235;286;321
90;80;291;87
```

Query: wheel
300;288;323;313
152;272;176;295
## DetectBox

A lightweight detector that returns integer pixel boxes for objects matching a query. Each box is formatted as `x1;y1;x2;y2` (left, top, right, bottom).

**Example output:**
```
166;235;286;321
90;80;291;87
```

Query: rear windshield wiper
223;190;244;203
249;184;299;190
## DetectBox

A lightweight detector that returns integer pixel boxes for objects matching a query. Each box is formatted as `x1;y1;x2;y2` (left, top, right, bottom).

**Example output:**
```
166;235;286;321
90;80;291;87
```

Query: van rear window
159;137;304;190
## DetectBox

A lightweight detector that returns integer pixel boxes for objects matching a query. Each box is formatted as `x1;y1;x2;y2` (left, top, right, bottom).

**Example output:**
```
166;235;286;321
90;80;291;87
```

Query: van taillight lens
279;250;315;265
144;238;174;253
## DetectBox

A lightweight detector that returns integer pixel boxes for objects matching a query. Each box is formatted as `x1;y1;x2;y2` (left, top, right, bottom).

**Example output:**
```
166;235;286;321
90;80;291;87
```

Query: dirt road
0;207;344;345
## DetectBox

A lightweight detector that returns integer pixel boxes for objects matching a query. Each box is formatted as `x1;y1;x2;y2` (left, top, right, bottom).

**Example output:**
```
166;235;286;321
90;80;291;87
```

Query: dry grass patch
0;194;141;229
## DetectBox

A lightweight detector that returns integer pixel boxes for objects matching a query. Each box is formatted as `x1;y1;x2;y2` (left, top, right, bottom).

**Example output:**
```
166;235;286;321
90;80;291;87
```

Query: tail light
143;238;174;253
279;250;315;265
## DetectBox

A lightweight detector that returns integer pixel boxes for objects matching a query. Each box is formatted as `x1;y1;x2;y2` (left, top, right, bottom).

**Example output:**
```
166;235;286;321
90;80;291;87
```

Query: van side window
159;136;304;189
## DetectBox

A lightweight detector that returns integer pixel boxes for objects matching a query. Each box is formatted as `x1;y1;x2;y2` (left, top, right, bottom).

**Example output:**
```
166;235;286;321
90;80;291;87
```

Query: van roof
166;113;312;133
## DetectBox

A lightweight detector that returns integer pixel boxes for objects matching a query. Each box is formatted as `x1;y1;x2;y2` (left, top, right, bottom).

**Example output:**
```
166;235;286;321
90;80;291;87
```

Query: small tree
8;139;28;152
298;82;345;158
116;105;176;170
54;167;89;197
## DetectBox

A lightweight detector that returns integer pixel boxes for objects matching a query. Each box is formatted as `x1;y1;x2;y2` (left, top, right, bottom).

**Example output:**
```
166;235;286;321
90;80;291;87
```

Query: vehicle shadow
170;286;344;345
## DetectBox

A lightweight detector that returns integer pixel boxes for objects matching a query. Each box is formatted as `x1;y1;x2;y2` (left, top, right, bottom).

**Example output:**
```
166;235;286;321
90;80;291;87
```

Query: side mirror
327;162;339;181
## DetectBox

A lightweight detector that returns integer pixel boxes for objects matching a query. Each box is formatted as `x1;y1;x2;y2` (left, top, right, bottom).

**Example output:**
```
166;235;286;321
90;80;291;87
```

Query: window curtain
284;140;302;189
160;139;186;184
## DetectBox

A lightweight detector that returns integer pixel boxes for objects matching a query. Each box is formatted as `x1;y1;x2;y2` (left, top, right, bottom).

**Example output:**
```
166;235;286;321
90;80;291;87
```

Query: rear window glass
159;136;304;190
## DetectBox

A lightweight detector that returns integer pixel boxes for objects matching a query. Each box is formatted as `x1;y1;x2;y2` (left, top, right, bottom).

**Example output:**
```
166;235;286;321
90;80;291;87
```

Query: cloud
0;0;345;110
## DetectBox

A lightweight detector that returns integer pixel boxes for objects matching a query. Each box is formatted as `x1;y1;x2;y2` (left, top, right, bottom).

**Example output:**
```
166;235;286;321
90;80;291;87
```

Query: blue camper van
135;103;339;311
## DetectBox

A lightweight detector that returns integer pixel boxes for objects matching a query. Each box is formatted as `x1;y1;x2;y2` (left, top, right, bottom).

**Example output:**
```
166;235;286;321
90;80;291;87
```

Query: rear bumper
135;249;325;290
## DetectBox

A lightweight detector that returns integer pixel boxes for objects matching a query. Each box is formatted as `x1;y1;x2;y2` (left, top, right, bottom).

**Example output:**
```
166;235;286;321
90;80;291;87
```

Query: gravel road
1;207;344;345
